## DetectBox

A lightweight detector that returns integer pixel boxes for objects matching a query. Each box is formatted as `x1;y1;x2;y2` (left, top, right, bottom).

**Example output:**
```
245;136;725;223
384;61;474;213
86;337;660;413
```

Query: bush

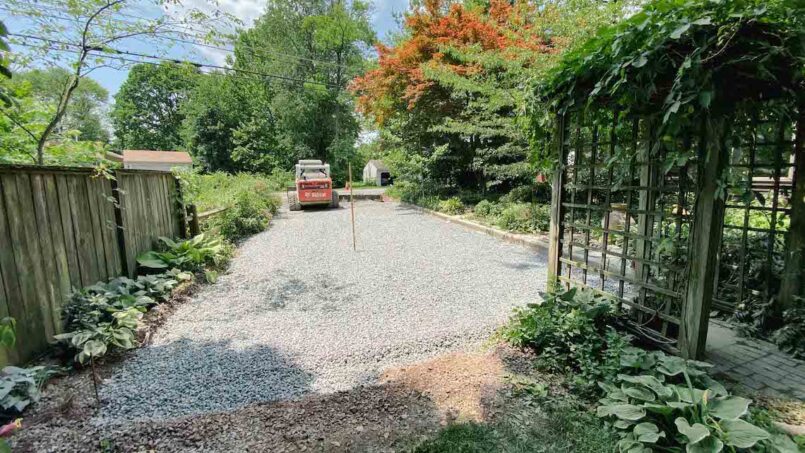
499;185;534;204
137;234;229;273
496;203;550;233
178;170;291;212
499;288;628;394
213;191;279;241
437;197;465;215
55;271;191;364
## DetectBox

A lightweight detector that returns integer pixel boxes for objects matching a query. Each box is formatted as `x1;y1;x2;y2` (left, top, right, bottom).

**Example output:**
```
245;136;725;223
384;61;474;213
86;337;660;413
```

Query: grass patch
412;400;617;453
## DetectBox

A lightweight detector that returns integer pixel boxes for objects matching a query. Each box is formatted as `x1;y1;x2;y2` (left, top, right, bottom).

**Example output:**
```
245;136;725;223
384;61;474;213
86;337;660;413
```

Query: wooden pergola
546;103;803;359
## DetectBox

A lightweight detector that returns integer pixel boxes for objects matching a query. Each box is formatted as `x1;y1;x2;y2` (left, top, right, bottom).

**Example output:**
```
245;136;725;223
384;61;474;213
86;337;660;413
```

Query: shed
362;160;391;186
121;150;193;172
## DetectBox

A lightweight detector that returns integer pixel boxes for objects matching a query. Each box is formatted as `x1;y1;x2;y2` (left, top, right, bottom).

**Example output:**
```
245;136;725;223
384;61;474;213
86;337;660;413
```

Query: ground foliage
534;0;805;169
212;191;281;242
56;271;192;364
500;288;800;453
178;170;291;212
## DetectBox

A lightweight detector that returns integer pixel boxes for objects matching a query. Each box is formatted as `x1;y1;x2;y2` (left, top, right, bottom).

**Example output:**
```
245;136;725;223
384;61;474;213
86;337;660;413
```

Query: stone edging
400;202;550;255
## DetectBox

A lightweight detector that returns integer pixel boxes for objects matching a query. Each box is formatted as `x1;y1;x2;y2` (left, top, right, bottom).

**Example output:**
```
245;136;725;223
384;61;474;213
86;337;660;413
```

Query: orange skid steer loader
287;160;339;211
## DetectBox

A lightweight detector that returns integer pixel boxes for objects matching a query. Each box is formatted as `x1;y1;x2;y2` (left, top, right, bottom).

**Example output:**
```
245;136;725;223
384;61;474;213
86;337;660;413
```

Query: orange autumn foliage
351;0;559;125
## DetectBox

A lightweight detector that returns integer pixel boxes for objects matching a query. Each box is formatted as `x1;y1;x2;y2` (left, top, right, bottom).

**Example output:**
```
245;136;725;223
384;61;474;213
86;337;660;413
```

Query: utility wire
1;5;357;70
11;36;341;88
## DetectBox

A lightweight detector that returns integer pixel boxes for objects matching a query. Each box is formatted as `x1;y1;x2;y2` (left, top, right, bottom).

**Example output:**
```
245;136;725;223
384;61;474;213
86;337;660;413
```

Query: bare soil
11;345;540;452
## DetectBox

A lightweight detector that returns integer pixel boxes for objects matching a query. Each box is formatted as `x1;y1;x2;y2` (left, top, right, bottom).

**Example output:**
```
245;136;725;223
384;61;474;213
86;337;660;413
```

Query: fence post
680;118;728;359
188;204;200;237
778;106;805;312
174;176;188;238
547;113;568;290
109;173;129;277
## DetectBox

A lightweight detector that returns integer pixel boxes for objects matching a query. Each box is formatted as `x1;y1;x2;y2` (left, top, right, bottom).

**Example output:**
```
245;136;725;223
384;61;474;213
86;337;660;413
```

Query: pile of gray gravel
96;201;548;424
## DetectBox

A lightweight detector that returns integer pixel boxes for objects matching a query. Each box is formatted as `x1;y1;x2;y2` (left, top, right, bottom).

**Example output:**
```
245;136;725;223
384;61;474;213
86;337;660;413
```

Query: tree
4;0;232;164
17;68;110;142
182;0;375;180
351;0;633;194
112;63;198;150
181;72;242;172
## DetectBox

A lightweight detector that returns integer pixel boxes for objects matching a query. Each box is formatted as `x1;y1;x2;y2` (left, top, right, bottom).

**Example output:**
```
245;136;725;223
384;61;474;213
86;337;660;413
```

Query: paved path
97;201;548;423
707;320;805;400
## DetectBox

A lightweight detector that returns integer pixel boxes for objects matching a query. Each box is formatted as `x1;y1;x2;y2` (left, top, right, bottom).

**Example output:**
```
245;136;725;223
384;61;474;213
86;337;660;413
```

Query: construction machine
287;159;339;211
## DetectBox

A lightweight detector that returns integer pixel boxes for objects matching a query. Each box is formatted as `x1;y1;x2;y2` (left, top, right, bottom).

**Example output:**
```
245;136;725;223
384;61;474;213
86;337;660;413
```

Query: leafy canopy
113;63;199;150
538;0;804;121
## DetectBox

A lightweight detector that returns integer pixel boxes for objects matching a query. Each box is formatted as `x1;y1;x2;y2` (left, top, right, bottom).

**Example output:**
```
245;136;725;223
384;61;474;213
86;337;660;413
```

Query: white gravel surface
97;201;548;423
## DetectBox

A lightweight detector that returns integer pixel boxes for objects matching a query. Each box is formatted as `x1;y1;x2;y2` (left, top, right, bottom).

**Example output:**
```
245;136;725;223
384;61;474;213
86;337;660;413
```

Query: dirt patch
380;351;505;422
11;346;536;452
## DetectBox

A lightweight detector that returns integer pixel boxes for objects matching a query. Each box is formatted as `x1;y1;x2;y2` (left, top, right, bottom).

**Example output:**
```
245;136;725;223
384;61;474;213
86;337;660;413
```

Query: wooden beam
547;113;568;291
680;118;729;360
778;105;805;311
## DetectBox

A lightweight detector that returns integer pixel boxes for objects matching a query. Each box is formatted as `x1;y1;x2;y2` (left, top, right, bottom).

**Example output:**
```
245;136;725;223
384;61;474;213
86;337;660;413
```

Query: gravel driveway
97;201;548;423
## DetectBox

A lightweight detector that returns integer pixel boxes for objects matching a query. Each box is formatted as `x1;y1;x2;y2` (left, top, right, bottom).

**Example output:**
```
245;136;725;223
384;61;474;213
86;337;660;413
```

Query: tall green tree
112;63;199;150
183;0;375;181
17;68;109;142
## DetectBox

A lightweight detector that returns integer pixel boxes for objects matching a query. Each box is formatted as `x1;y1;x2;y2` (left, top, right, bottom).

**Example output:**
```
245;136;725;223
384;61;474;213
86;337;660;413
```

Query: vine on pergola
531;0;804;168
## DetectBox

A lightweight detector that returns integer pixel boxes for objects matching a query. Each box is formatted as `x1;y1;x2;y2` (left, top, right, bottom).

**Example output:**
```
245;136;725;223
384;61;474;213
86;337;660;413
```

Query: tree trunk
35;51;87;165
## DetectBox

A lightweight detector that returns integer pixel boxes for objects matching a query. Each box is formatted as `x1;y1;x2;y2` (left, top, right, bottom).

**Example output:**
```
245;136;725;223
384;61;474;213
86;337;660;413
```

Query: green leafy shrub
55;308;141;364
499;186;534;204
598;349;798;453
0;366;59;414
495;203;550;233
437;197;465;215
499;288;628;394
473;200;504;219
56;272;190;364
212;191;279;241
178;170;291;212
137;234;228;273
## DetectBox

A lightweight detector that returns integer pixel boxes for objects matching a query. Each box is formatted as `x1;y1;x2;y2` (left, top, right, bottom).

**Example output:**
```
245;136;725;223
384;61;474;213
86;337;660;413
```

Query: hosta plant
55;308;141;364
137;234;227;272
0;366;59;413
597;348;798;452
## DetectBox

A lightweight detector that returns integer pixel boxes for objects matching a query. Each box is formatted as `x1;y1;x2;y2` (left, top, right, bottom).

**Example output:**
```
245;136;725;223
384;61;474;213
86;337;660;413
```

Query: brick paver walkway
707;319;805;401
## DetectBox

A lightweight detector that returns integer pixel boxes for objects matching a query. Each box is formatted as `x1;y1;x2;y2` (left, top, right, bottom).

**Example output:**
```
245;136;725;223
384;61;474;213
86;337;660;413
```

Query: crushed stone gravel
96;201;548;424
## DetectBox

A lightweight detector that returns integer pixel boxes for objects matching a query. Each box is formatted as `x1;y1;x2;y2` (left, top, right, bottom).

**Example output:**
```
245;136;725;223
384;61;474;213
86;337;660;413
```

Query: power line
10;36;341;88
1;4;358;71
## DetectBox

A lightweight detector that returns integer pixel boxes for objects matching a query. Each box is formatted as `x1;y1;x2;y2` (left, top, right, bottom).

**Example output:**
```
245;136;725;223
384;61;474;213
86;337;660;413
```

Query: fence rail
0;165;184;364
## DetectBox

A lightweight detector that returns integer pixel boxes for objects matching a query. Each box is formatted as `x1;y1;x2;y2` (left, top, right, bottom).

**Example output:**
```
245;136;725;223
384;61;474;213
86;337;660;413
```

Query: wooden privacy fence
0;165;185;364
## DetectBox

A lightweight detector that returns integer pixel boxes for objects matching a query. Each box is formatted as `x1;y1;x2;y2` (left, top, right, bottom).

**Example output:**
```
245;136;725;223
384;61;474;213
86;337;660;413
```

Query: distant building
362;160;391;186
118;150;193;172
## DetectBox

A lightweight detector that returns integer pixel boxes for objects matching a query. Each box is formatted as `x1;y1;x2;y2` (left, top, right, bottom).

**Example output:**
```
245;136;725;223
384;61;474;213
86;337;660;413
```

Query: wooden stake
349;163;356;251
90;355;100;405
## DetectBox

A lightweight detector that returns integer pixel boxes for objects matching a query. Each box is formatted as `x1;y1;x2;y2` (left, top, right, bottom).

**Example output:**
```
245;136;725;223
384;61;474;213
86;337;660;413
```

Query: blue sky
5;0;409;98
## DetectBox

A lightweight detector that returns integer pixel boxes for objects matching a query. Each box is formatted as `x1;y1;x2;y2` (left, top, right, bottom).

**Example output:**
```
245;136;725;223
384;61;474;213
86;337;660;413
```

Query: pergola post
778;106;805;311
680;119;729;359
547;113;568;290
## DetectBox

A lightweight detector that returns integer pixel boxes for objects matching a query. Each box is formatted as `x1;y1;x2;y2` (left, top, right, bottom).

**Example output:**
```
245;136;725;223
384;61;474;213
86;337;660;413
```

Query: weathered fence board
0;165;184;364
